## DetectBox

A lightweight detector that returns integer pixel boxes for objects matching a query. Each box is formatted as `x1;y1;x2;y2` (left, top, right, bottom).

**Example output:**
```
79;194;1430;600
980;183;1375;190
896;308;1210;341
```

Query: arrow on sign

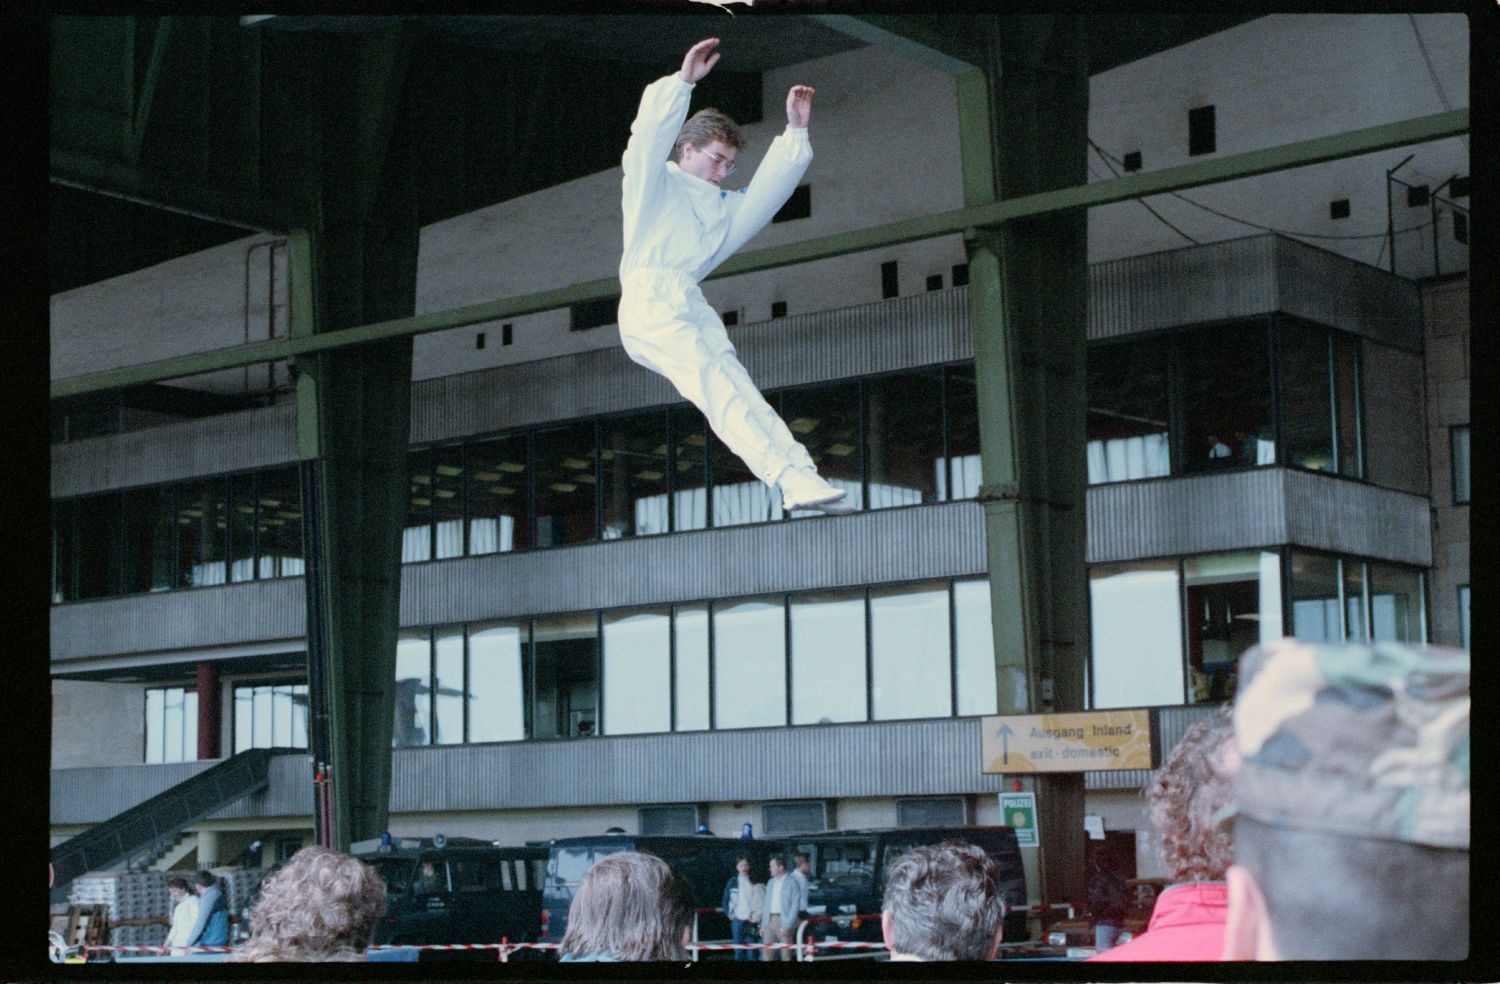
996;723;1014;763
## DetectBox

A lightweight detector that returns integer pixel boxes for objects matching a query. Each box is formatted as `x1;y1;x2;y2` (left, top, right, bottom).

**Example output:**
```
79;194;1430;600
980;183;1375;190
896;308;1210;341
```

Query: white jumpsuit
618;74;816;488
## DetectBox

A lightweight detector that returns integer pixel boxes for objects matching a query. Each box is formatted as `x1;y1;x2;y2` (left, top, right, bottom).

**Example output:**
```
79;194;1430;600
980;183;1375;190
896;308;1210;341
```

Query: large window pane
257;466;304;578
671;409;709;532
145;687;165;763
1289;552;1342;642
1184;552;1282;704
467;435;530;554
1369;563;1426;643
603;609;671;735
394;629;431;747
1280;324;1336;472
434;626;465;744
52;500;74;603
403;449;433;563
1451;425;1470;505
1333;333;1361;477
942;368;982;500
782;382;863;514
601;412;671;540
1459;585;1470;649
232;683;305;753
790;591;867;725
1087;337;1171;484
1361;341;1428;494
713;597;786;729
119;486;175;594
954;579;1000;716
674;604;710;731
866;371;943;509
75;494;116;599
433;445;467;560
1090;561;1185;708
532;613;600;738
468;621;527;742
871;583;951;720
234;687;252;754
535;423;599;547
176;479;227;587
709;413;780;529
1181;322;1272;474
228;473;259;583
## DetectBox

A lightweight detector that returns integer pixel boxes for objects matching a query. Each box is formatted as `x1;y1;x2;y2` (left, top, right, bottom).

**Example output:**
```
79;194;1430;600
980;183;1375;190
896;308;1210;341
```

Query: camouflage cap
1227;639;1468;849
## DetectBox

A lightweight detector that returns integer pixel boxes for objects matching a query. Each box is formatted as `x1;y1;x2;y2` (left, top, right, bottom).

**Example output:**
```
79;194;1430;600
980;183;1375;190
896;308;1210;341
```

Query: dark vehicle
541;833;788;956
354;836;547;958
787;826;1029;953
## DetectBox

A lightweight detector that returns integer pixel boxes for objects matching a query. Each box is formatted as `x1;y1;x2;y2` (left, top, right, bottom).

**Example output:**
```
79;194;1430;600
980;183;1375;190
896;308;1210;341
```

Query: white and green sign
998;791;1038;847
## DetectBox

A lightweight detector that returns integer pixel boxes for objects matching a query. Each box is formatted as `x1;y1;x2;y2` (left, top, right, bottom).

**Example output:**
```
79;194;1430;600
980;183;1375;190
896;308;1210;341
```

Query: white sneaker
779;466;847;511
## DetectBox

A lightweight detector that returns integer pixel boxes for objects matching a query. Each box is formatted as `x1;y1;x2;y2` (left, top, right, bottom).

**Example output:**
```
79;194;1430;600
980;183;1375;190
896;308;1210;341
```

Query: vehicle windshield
366;857;414;896
551;843;626;888
814;842;876;886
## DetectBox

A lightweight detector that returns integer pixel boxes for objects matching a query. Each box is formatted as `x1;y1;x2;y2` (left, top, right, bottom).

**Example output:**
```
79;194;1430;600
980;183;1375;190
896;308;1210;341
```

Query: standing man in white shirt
761;855;802;961
792;851;812;924
720;856;764;961
163;876;200;954
618;37;853;516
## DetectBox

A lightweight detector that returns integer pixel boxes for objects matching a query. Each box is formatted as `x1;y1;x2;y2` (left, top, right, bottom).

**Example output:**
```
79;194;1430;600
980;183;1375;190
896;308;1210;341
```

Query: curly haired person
228;845;387;962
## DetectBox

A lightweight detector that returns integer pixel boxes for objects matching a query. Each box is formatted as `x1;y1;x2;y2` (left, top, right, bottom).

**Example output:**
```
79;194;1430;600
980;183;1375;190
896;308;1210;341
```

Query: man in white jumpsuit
618;37;851;514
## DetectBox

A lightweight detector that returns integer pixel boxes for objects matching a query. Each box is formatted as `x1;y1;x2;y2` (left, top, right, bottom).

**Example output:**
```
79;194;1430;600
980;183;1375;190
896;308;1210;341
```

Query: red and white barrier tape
84;940;883;955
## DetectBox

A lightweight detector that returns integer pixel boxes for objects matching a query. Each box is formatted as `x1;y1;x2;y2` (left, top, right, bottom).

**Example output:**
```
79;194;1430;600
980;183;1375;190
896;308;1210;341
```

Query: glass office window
1280;326;1337;472
403;449;434;563
1361;341;1428;495
942;368;982;500
1180;322;1272;474
1343;557;1368;641
1090;561;1185;708
782;381;863;514
75;494;118;599
602;609;671;735
1451;425;1470;505
713;597;787;729
534;423;599;547
866;371;943;509
671;409;710;533
119;485;175;594
257;466;304;578
1289;552;1342;641
1087;337;1171;484
467;435;530;555
394;629;431;747
1332;332;1361;477
790;591;867;725
601;411;671;541
232;683;307;752
674;604;711;731
228;472;259;583
52;501;72;603
468;621;527;742
432;445;467;560
145;686;198;764
954;578;1000;716
1369;563;1426;643
870;582;951;720
176;478;227;587
433;626;465;744
710;422;780;529
1184;551;1282;704
1458;585;1470;649
531;613;600;739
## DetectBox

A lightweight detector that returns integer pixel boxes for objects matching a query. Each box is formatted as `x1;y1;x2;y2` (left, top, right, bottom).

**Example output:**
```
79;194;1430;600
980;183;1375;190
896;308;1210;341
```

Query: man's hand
786;84;815;128
680;38;720;84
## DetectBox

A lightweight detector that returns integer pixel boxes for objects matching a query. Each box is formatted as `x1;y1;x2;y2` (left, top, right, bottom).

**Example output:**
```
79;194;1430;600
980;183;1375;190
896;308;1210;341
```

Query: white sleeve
706;126;812;271
621;74;695;239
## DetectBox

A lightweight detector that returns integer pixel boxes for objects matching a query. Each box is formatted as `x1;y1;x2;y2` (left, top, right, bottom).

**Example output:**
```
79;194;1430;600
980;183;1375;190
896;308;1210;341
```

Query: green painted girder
50;106;1468;400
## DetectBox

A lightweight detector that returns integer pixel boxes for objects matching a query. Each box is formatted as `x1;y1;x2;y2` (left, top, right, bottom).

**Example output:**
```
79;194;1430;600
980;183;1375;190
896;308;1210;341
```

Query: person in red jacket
1089;706;1235;962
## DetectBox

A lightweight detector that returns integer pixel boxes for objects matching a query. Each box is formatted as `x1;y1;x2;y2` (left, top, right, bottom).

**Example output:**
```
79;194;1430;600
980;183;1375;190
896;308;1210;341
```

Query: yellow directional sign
981;710;1153;773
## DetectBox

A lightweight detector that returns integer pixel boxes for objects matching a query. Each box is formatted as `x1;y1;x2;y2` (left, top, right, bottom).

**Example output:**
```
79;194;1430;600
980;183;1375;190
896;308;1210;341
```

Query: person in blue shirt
183;870;230;948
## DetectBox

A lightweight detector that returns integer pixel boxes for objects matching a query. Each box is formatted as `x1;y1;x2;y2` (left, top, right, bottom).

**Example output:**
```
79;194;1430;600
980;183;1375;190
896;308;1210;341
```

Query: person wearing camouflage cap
1220;639;1468;960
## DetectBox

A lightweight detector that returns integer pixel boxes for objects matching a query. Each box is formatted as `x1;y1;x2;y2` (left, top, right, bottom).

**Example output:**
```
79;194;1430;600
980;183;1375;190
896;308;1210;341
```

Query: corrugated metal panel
1085;703;1227;791
409;289;973;444
1274;237;1423;351
1086;469;1288;564
1089;236;1278;341
206;752;315;819
50;578;306;662
51;754;314;826
400;501;987;626
1282;470;1432;565
51;404;297;498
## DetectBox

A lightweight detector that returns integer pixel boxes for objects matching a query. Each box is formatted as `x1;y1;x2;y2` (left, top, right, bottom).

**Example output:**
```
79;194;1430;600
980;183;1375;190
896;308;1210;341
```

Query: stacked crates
68;871;171;951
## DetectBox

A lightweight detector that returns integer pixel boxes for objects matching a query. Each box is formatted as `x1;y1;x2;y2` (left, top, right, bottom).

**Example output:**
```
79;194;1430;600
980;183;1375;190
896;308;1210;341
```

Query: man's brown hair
670;108;745;163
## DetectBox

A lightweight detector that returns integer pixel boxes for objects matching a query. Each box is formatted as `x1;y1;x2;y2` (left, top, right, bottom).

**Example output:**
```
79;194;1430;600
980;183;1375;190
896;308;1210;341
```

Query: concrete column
196;829;221;869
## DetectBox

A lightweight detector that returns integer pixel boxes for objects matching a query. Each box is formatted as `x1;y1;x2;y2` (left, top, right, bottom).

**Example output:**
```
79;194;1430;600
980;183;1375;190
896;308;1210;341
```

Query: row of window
1090;548;1427;709
56;319;1432;603
145;681;308;764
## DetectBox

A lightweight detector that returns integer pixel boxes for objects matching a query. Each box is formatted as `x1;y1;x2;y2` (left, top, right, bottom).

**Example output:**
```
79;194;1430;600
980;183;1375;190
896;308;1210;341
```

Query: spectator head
229;846;387;963
167;876;191;900
881;841;1006;961
1145;703;1236;882
795;851;811;872
559;851;696;961
192;870;217;893
670;108;746;164
768;855;786;877
734;856;750;877
1221;640;1469;960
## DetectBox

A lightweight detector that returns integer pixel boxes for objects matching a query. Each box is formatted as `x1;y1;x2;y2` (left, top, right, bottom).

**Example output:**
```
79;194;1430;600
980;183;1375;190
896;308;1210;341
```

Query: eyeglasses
695;146;737;176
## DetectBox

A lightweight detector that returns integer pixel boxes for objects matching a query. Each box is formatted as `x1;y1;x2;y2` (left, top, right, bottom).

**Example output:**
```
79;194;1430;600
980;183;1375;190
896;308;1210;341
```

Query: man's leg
760;915;780;961
777;918;796;961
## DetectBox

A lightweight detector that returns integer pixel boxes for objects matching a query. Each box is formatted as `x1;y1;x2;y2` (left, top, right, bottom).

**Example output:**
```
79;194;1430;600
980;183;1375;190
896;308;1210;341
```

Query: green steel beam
122;17;174;164
51;107;1468;399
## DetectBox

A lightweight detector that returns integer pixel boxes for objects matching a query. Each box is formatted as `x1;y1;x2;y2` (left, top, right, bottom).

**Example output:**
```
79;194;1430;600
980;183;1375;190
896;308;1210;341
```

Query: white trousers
618;269;814;487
